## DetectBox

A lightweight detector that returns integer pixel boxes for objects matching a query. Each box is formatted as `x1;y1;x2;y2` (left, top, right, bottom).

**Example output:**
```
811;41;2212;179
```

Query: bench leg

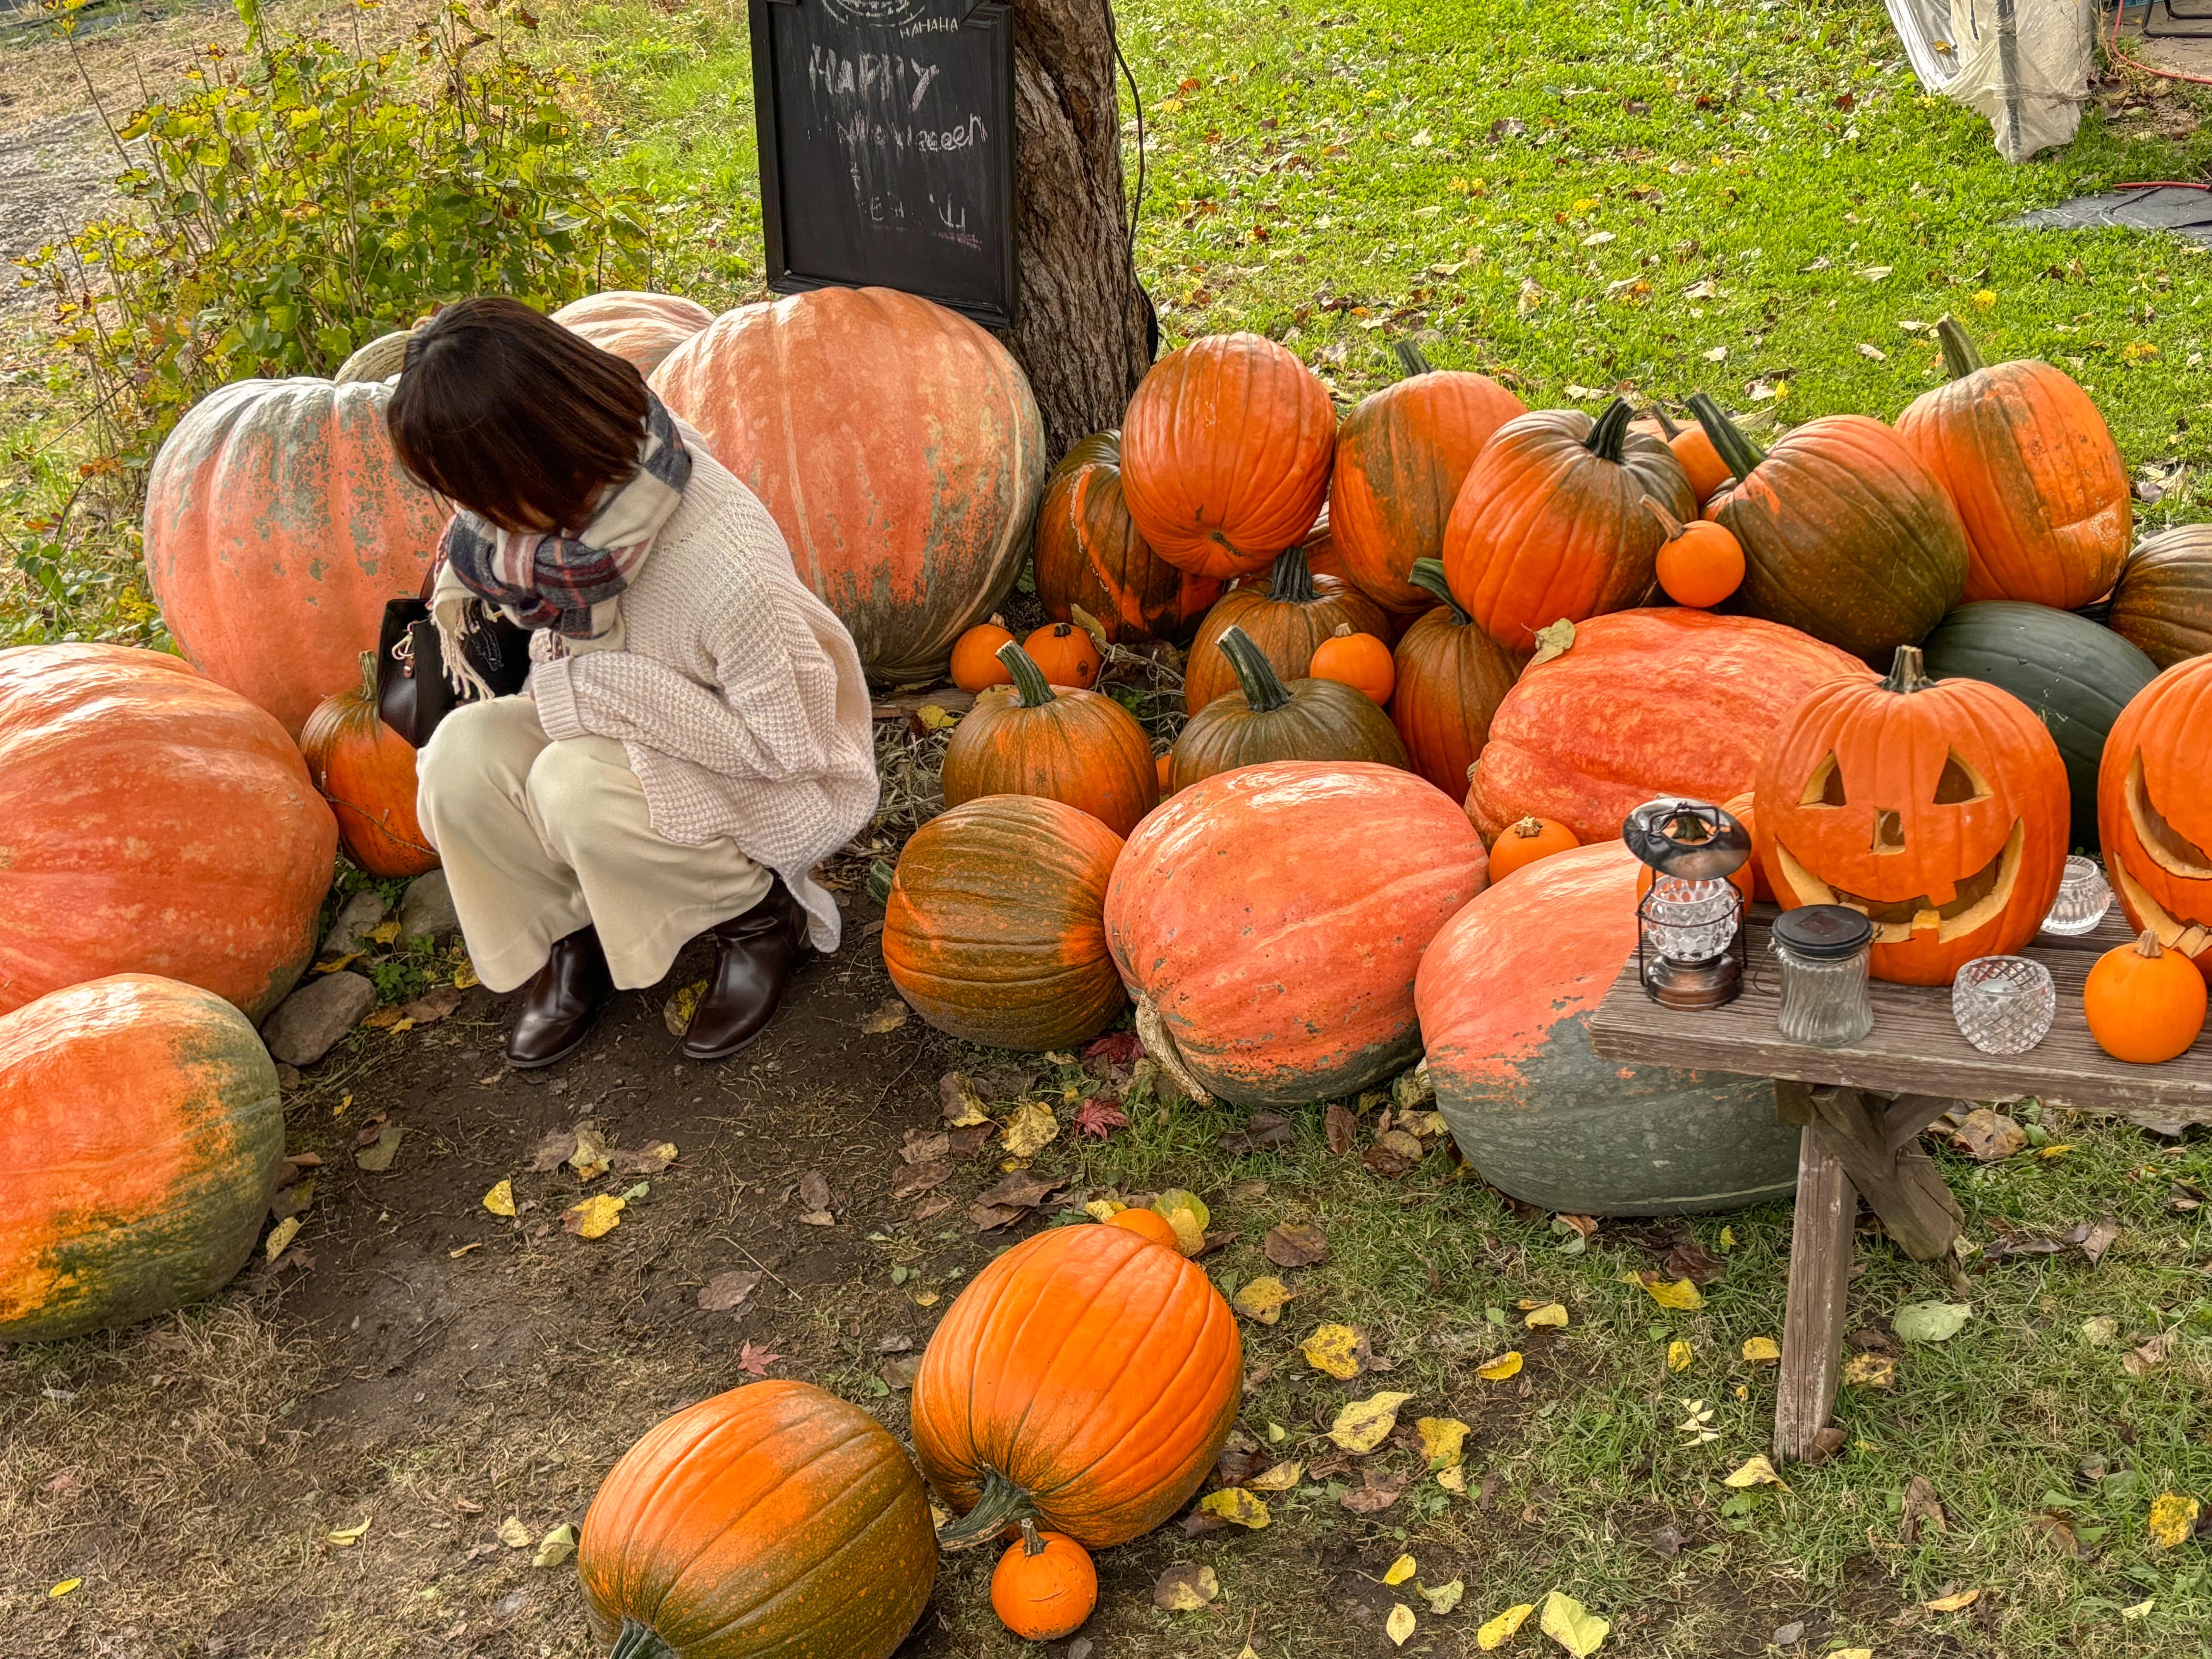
1774;1120;1856;1463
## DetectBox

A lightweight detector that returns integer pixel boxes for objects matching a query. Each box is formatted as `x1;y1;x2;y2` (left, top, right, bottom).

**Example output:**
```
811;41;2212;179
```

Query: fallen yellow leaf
264;1215;302;1262
1383;1553;1417;1585
1423;1579;1465;1616
562;1193;626;1239
1301;1323;1367;1380
2122;1598;2155;1621
1640;1276;1705;1311
1153;1188;1209;1254
1199;1488;1270;1529
1540;1590;1609;1655
1329;1390;1414;1454
2149;1491;2200;1549
1723;1455;1787;1490
453;958;479;989
1842;1352;1896;1389
1524;1302;1569;1329
1477;1602;1535;1649
916;703;959;731
1437;1464;1468;1493
532;1522;577;1568
1477;1350;1525;1382
48;1579;81;1599
1742;1336;1781;1364
1082;1198;1124;1222
497;1515;532;1549
1416;1416;1470;1471
1232;1275;1296;1324
1667;1340;1693;1372
1245;1461;1302;1492
481;1178;515;1218
328;1519;371;1546
1923;1589;1982;1613
1000;1098;1059;1158
1386;1604;1417;1647
365;921;403;945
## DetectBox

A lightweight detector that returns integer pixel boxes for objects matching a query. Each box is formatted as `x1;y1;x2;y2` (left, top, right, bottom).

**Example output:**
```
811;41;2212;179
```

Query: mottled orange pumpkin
550;290;714;374
2097;653;2212;979
1184;543;1388;712
578;1381;937;1659
299;652;438;878
0;974;284;1343
1034;432;1222;643
991;1526;1097;1642
1387;558;1520;798
2100;524;2212;671
940;643;1156;838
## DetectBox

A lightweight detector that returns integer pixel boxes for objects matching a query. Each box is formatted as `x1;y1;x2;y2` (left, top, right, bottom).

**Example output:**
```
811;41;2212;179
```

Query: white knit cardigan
452;439;879;955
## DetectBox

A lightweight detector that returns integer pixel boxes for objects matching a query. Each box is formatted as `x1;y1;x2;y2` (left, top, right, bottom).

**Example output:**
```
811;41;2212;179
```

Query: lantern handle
1622;796;1751;881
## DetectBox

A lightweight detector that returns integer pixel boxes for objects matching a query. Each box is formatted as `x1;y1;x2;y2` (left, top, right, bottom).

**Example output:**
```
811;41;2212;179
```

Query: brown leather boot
505;926;613;1068
682;879;809;1061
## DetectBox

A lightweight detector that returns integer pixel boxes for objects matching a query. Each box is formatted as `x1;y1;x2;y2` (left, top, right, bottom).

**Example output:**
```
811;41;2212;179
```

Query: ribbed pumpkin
940;643;1156;838
141;377;446;736
1328;341;1527;610
2106;525;2212;669
2097;653;2212;979
913;1222;1240;1549
1184;543;1389;711
1920;601;2157;855
1118;332;1336;579
651;287;1045;682
1755;646;2069;986
1171;627;1410;790
881;796;1127;1051
1105;761;1488;1106
2085;930;2206;1063
1035;432;1222;644
299;652;438;878
1688;394;1970;665
0;974;284;1343
1417;843;1793;1214
1442;398;1696;653
1388;558;1520;797
1895;316;2130;611
0;644;337;1020
1462;610;1862;845
550;290;714;374
578;1381;937;1659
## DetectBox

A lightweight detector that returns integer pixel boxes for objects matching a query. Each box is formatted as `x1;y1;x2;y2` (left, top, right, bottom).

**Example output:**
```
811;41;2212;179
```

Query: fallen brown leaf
1362;1129;1424;1178
939;1072;988;1127
528;1127;579;1172
890;1161;950;1200
1339;1468;1411;1514
609;1140;677;1177
736;1341;780;1377
1152;1562;1219;1611
799;1170;834;1215
697;1269;761;1314
2032;1511;2081;1557
1948;1109;2027;1162
860;998;908;1034
900;1128;950;1165
1326;1102;1358;1156
1264;1221;1331;1269
1901;1474;1948;1544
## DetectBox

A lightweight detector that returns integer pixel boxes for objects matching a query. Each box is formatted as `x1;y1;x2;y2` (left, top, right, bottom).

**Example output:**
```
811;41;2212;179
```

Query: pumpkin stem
1640;495;1686;543
1582;397;1635;463
2135;928;2167;960
1649;404;1682;440
1510;817;1546;841
1935;314;1986;380
356;649;378;700
1216;625;1295;715
1686;392;1764;482
934;1468;1038;1552
1394;339;1435;379
1405;557;1471;625
995;641;1059;709
1136;993;1214;1105
1268;544;1317;604
1020;1517;1047;1557
1880;644;1935;695
608;1619;678;1659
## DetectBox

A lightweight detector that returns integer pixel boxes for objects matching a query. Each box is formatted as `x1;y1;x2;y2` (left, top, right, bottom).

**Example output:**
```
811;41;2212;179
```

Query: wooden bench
1587;905;2212;1463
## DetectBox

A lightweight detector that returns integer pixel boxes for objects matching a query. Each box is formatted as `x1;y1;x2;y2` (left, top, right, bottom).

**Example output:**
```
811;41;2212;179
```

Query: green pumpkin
1919;601;2157;855
1169;625;1410;791
2104;524;2212;669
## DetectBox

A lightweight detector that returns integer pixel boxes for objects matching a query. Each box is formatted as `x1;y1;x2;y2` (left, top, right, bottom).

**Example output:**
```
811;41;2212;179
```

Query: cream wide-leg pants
415;697;773;994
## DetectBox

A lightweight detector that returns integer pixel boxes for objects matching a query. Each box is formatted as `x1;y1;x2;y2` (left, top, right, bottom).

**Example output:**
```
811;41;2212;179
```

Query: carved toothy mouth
1774;823;2025;946
2119;752;2212;955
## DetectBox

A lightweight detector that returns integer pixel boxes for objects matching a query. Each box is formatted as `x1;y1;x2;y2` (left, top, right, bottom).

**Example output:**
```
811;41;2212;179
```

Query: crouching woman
387;297;879;1068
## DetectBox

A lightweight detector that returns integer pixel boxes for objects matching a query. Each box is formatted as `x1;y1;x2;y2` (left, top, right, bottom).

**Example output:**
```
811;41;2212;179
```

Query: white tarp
1886;0;2096;163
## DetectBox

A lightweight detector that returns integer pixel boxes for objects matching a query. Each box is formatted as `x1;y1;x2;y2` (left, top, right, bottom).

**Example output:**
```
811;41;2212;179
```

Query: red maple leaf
737;1341;781;1377
1073;1096;1129;1139
1082;1032;1144;1070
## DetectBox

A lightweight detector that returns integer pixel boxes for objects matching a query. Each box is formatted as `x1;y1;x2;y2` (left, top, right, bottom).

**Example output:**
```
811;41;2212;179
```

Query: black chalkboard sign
749;0;1018;328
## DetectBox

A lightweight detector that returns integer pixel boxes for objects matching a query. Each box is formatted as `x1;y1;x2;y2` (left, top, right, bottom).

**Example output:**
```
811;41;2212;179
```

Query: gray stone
320;889;389;959
260;972;376;1066
398;870;460;943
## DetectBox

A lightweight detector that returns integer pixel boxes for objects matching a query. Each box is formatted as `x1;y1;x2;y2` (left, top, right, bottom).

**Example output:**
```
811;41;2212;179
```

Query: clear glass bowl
1951;956;2056;1055
1642;875;1739;962
2041;855;2113;937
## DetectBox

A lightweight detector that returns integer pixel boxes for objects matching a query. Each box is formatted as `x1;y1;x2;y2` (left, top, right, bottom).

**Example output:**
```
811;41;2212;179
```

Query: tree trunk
1007;0;1155;459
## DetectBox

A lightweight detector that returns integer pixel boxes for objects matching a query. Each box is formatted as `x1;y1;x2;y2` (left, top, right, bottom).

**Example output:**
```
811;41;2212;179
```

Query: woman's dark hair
386;297;649;534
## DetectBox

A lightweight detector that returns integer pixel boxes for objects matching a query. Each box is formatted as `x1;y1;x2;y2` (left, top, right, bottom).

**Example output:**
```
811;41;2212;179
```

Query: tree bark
1007;0;1155;459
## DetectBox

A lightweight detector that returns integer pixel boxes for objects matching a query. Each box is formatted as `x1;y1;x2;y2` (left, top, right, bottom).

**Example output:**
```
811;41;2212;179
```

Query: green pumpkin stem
1268;543;1317;604
1881;644;1935;695
1935;314;1985;379
1405;557;1470;625
1393;339;1434;379
1649;404;1682;440
1582;397;1635;463
994;641;1059;709
934;1468;1039;1552
609;1619;678;1659
1686;392;1764;483
1217;624;1295;715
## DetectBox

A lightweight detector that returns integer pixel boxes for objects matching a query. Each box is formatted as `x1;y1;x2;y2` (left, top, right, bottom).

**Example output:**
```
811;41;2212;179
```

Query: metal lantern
1624;796;1752;1010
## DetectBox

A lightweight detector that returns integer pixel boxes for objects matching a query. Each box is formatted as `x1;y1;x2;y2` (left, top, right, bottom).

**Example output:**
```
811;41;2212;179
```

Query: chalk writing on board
805;42;992;249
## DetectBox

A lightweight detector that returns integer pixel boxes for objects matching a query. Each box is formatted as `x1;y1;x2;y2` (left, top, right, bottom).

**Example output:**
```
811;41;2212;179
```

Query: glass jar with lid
1772;905;1875;1048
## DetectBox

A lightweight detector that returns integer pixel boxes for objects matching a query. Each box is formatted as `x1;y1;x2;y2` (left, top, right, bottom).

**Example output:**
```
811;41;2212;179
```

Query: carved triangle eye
1934;749;1989;805
1800;752;1847;808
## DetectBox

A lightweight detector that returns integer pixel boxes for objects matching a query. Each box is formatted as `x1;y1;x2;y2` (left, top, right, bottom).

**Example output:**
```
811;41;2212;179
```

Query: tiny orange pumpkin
1105;1206;1182;1252
1648;499;1747;610
1309;626;1396;704
2085;929;2207;1064
951;621;1017;693
990;1522;1098;1642
1486;816;1580;881
1025;622;1104;689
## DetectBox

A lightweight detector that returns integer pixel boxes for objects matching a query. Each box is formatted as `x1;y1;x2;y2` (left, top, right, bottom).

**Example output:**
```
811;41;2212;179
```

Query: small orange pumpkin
1309;626;1396;704
1648;499;1747;610
1155;752;1173;799
1650;404;1736;505
2085;929;2207;1064
1487;816;1580;881
1024;622;1103;689
991;1522;1098;1642
1105;1206;1182;1252
951;621;1017;692
299;652;438;878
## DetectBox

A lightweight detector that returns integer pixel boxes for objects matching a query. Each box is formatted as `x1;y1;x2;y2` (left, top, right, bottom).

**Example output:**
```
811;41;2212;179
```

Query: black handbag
376;572;532;749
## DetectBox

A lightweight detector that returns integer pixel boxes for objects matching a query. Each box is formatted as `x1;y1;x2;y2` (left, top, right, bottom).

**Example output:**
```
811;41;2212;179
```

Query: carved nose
1872;809;1906;854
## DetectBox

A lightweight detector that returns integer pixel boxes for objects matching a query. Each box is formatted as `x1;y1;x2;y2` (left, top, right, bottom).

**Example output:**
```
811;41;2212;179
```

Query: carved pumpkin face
2097;655;2212;979
1753;646;2068;985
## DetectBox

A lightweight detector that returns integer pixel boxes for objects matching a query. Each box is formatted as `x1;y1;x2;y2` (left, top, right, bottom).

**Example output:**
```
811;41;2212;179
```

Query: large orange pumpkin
1118;332;1335;579
0;644;337;1020
1442;398;1696;654
1755;646;2068;986
550;290;714;374
1462;610;1862;845
881;795;1127;1051
0;974;284;1342
1327;341;1527;610
1184;542;1388;712
939;642;1156;838
651;287;1046;682
2097;653;2212;979
299;652;437;878
1105;761;1488;1105
142;377;446;737
578;1381;937;1659
1895;316;2130;612
1034;432;1222;644
1388;557;1521;797
913;1222;1241;1549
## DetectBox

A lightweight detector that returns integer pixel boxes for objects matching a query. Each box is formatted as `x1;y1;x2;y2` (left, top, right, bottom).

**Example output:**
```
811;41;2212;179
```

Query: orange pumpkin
1185;543;1388;712
1119;332;1336;579
1649;499;1746;609
950;622;1017;693
1722;791;1774;902
1170;626;1411;791
578;1381;937;1659
1896;316;2130;612
1310;627;1395;704
549;290;714;374
2097;653;2212;979
1156;752;1173;799
991;1525;1097;1642
881;795;1127;1051
652;287;1045;682
1754;645;2068;986
2085;929;2207;1063
1652;405;1736;505
1487;816;1580;881
0;644;337;1020
142;377;446;736
0;974;284;1342
1034;432;1223;643
1328;341;1527;610
914;1223;1241;1549
299;652;438;878
1463;610;1862;846
1105;1206;1183;1252
1106;761;1488;1105
1442;398;1697;654
1383;558;1520;799
1024;622;1103;690
939;642;1156;838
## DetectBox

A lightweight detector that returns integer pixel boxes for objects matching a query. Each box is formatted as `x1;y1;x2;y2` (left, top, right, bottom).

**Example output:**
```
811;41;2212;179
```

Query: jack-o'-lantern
2097;654;2212;980
1753;645;2067;986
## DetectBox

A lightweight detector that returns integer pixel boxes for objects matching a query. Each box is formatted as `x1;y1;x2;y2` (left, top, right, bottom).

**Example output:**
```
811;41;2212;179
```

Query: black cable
1104;0;1144;254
